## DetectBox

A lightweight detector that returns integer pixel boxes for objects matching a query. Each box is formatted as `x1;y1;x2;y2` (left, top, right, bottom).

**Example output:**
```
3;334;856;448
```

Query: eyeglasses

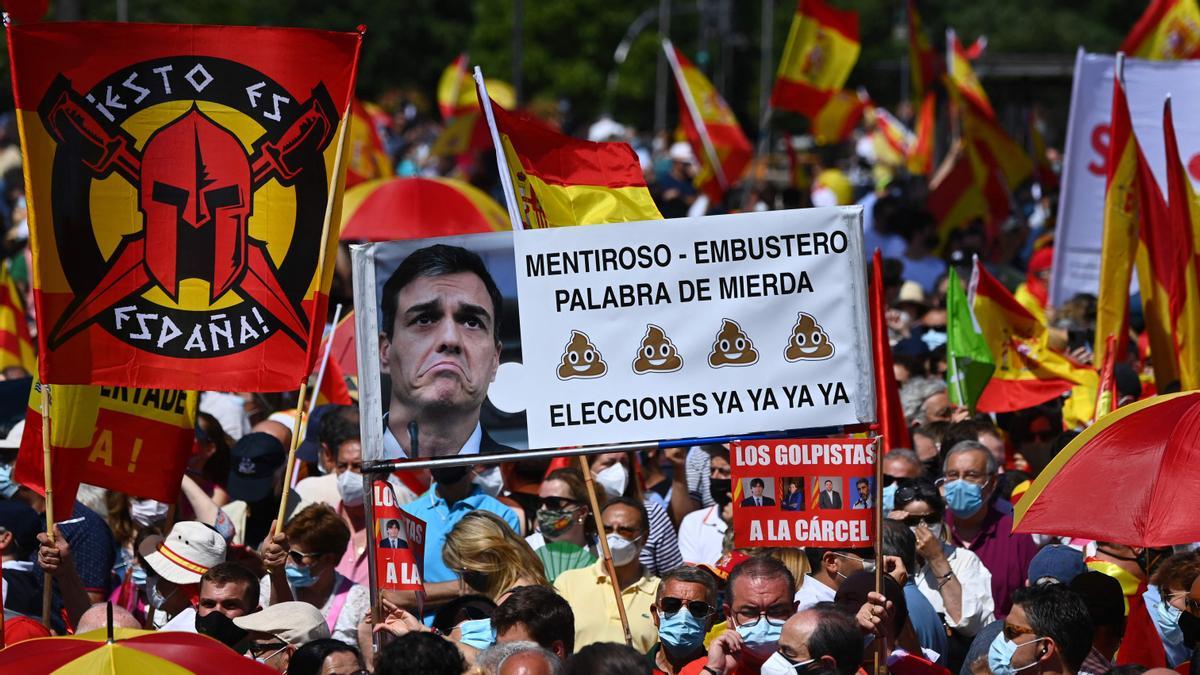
938;471;992;486
603;524;642;539
659;597;714;618
1003;623;1038;641
831;552;876;573
900;513;942;528
249;641;289;657
539;496;582;511
286;550;324;565
734;606;793;627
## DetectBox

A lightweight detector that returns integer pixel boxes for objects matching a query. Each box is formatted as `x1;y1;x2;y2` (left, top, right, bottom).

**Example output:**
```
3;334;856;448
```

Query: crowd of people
0;64;1189;675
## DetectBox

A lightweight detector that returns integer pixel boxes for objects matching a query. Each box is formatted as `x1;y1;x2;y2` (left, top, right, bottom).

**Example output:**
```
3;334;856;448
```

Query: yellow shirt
553;560;661;653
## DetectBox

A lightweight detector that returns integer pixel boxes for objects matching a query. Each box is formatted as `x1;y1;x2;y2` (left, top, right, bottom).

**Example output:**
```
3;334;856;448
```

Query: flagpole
872;434;885;675
308;303;344;417
475;67;524;232
662;38;729;191
276;88;355;529
40;382;54;627
577;455;634;647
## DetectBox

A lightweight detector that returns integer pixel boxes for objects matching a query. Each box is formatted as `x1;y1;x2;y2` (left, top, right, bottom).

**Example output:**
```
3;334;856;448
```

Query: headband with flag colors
770;0;860;119
664;42;751;203
0;262;35;374
906;0;937;101
9;22;362;391
1159;95;1200;391
14;374;198;522
1120;0;1200;60
946;28;994;120
478;83;661;229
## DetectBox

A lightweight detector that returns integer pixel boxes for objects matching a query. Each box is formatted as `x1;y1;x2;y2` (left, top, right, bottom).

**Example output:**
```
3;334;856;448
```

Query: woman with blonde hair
443;510;548;603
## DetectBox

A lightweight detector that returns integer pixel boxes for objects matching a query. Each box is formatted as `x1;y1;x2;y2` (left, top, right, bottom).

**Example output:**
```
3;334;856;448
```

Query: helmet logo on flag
37;57;337;358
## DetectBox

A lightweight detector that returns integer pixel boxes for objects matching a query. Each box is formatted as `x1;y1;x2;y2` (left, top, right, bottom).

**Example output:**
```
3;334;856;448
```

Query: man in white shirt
795;546;875;610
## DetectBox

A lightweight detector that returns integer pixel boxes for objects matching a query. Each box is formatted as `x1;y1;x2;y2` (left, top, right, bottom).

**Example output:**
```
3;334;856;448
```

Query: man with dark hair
1069;571;1125;675
765;601;865;675
375;631;467;675
880;521;948;663
493;584;576;659
198;561;261;619
379;243;510;460
681;555;796;674
651;565;719;674
987;584;1093;675
740;478;775;507
819;480;842;509
796;546;875;610
852;479;871;510
380;520;405;549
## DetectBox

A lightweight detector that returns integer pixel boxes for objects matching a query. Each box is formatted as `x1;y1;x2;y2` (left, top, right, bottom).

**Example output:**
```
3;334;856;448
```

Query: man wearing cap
235;600;331;671
0;498;41;618
223;432;300;549
142;521;227;630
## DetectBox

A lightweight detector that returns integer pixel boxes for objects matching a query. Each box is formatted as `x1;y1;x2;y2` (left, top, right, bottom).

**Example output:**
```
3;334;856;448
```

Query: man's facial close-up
383;271;500;414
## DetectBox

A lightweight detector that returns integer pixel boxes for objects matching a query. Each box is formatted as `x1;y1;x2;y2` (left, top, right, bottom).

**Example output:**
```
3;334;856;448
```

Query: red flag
314;348;352;406
1160;96;1200;390
870;251;910;452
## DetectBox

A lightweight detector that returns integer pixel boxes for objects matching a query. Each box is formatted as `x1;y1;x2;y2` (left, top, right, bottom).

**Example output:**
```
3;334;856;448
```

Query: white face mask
472;466;504;497
761;652;814;675
130;498;170;527
337;470;364;506
606;533;640;566
595;462;628;498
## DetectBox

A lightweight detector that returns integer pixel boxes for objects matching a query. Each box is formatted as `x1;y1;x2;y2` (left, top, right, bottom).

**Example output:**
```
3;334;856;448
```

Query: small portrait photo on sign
850;476;874;510
378;518;408;549
780;477;806;511
740;477;776;507
816;476;844;510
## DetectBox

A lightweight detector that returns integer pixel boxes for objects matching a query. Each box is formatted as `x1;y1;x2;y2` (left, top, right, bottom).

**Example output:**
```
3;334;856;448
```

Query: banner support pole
577;455;633;647
40;383;54;628
275;382;310;529
871;433;885;675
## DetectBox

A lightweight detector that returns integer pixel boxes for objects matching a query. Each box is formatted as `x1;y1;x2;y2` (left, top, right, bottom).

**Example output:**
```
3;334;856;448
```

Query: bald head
500;650;558;675
77;603;141;633
252;419;292;448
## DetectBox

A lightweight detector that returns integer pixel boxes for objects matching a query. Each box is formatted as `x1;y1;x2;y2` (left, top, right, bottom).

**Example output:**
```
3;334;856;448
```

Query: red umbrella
338;176;510;241
1013;391;1200;546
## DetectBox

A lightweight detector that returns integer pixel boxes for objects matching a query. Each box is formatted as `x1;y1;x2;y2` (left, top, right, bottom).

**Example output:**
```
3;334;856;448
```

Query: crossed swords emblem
38;74;337;349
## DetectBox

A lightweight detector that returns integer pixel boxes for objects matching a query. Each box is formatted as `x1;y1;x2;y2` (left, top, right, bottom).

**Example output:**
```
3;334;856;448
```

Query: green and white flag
945;265;994;412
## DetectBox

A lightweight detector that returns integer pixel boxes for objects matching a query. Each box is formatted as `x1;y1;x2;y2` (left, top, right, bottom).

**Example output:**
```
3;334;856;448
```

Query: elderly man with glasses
941;441;1037;619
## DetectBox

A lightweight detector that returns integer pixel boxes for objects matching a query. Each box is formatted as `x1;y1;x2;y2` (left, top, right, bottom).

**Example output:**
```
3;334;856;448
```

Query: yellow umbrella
0;627;275;673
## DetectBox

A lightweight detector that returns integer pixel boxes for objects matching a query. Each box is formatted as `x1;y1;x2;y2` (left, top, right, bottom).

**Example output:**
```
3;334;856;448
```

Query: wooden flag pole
577;455;633;647
872;434;885;675
40;383;54;627
274;382;309;529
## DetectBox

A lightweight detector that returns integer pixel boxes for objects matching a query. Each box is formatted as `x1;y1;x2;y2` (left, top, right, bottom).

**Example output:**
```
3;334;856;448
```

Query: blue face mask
1151;599;1185;645
0;462;16;499
736;616;785;662
658;608;706;653
989;632;1045;675
882;483;898;513
131;565;147;588
285;564;317;588
458;617;495;650
943;479;985;518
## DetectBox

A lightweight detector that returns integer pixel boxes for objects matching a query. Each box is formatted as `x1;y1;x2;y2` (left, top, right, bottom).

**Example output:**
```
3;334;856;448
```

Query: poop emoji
707;319;759;368
632;324;684;374
784;312;835;361
556;330;608;380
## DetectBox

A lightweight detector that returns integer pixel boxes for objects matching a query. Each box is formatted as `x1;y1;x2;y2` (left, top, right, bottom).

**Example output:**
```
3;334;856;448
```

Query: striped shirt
639;499;683;576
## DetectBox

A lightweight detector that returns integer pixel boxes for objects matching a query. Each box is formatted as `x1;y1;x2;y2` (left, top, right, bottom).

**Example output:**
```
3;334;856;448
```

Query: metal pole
759;0;774;128
654;0;672;136
512;0;524;106
362;471;381;658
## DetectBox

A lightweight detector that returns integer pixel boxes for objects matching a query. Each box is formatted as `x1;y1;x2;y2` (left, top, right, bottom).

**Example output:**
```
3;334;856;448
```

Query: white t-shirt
677;506;728;566
795;575;837;610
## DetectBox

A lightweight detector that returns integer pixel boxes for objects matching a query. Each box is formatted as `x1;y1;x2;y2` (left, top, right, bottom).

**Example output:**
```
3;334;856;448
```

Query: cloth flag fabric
810;89;866;145
15;376;198;522
481;96;662;228
945;266;994;413
9;22;362;391
1028;111;1058;190
868;106;913;169
1094;335;1119;423
926;141;998;248
313;339;352;406
1160;96;1200;390
344;99;393;189
969;258;1098;414
947;29;994;120
1121;0;1200;60
665;44;751;202
437;53;472;119
0;261;35;374
907;0;937;100
770;0;860;118
869;251;911;453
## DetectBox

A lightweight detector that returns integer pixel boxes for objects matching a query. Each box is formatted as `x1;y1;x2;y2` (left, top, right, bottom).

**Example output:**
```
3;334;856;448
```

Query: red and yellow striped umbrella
338;176;510;242
1013;391;1200;547
0;627;276;673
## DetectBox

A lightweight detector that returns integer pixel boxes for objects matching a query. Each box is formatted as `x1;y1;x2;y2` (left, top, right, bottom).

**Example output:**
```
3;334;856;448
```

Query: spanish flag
1160;96;1200;391
437;53;472;119
665;43;752;202
810;89;866;145
970;258;1098;415
1121;0;1200;60
345;99;394;189
1028;111;1058;190
0;261;35;375
14;376;101;521
962;97;1032;193
927;142;989;246
481;94;661;228
947;28;994;120
868;105;913;169
770;0;860;119
907;92;935;176
907;0;938;100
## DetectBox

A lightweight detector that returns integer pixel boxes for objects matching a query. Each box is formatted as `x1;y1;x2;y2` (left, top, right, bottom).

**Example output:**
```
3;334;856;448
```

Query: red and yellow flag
810;89;866;146
484;98;661;228
437;53;472;120
927;143;989;246
1160;97;1200;390
907;92;935;175
907;0;938;100
0;261;35;375
770;0;860;118
1121;0;1200;60
16;379;197;521
1028;111;1058;190
970;258;1098;415
345;99;393;189
666;44;751;202
10;23;362;391
947;28;994;120
867;105;912;168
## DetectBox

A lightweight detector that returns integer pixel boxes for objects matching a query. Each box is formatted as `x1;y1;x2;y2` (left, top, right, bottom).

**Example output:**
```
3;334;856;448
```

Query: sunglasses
1003;623;1037;641
901;513;941;528
659;597;714;618
249;641;289;656
539;496;582;511
287;550;325;565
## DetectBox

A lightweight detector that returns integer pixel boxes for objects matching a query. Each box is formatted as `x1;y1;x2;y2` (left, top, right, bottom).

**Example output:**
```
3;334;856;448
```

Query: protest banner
730;437;877;548
352;206;876;462
1052;50;1200;306
371;480;425;592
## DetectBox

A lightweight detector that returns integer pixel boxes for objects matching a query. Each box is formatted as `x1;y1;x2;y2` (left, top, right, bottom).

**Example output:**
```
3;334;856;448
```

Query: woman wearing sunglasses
889;477;995;643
